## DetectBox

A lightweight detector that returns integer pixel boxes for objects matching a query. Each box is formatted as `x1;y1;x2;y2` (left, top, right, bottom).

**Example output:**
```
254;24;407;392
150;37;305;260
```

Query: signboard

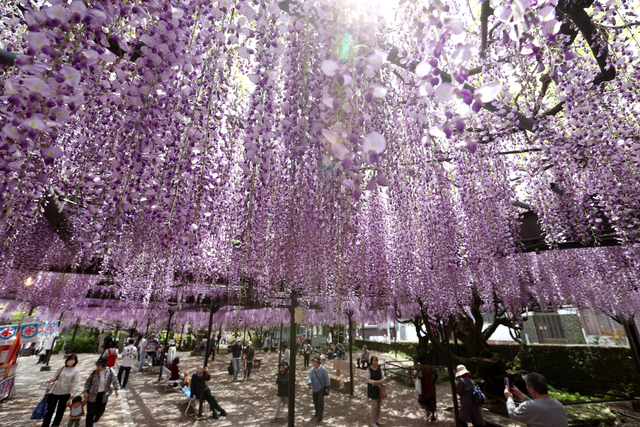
0;326;18;342
19;323;39;343
0;376;15;401
294;307;305;323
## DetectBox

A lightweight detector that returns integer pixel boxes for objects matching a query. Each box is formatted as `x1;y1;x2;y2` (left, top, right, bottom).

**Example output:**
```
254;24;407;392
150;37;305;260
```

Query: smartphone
504;377;511;390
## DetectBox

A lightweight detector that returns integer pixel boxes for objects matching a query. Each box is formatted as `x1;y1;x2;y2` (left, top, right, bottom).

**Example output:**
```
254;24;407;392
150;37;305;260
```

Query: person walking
190;366;227;419
243;341;255;380
263;337;270;353
504;372;568;427
117;338;137;389
100;333;113;352
302;340;312;368
416;355;438;423
282;343;290;365
200;339;207;358
455;365;486;427
82;357;121;427
137;335;148;372
366;355;385;427
43;335;55;361
209;335;216;362
65;395;87;427
307;356;330;423
231;338;243;381
42;354;81;427
101;341;118;369
357;345;370;369
272;361;289;423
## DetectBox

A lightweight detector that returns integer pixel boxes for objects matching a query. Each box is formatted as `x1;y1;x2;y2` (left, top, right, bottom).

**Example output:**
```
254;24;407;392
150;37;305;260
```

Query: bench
329;361;356;393
161;366;182;393
333;360;355;377
181;387;210;417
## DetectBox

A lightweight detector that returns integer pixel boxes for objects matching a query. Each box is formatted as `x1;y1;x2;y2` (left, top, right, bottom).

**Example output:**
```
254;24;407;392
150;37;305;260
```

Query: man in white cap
231;338;243;381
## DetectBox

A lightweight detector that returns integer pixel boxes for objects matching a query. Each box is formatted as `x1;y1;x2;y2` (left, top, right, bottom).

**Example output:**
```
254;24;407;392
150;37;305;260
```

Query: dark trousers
86;392;107;427
42;393;70;427
117;366;131;388
357;358;370;369
303;353;310;368
312;391;325;421
244;362;252;379
208;348;215;361
199;389;222;413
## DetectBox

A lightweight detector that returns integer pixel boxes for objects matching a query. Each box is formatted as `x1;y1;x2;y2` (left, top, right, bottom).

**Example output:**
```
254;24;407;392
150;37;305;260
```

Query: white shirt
70;404;83;417
50;366;81;395
167;346;176;363
283;349;290;364
138;338;148;353
44;337;55;350
121;345;138;367
98;370;106;393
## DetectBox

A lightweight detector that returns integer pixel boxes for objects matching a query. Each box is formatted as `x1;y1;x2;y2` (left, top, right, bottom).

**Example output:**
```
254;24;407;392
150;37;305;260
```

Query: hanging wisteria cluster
1;0;639;324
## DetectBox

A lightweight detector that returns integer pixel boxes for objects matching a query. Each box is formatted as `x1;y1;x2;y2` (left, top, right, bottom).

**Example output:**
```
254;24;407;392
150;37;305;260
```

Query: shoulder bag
31;367;62;419
313;368;330;396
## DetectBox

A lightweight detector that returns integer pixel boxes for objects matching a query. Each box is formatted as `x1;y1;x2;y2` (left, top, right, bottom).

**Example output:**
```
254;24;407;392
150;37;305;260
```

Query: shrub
54;337;98;354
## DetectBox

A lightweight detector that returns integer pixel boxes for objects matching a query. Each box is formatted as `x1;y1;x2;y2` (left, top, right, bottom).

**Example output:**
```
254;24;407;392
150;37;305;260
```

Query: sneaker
431;415;437;422
219;409;227;417
212;412;219;420
426;413;433;422
271;418;278;423
376;422;384;426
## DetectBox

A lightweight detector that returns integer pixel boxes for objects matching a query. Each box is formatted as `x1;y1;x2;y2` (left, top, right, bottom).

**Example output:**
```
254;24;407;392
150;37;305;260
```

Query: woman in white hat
455;365;486;427
166;339;176;366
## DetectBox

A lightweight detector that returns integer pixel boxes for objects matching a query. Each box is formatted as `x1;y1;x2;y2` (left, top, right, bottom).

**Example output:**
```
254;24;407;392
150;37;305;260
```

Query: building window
533;313;566;344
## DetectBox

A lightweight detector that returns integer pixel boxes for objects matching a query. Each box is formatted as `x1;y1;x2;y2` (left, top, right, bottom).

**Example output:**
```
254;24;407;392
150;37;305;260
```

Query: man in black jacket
190;366;227;419
272;362;289;423
231;338;243;381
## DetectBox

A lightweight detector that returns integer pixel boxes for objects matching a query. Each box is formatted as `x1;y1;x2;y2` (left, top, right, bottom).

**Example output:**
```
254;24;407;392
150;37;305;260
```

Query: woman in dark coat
416;355;437;422
455;364;486;427
272;361;289;423
366;355;386;427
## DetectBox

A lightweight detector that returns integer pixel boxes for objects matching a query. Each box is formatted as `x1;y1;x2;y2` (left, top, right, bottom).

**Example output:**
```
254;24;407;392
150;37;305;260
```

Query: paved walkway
3;349;460;426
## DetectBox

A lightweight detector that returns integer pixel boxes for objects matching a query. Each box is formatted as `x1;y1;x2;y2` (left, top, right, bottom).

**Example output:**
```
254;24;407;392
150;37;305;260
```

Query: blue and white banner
0;325;18;341
0;376;15;400
20;323;39;343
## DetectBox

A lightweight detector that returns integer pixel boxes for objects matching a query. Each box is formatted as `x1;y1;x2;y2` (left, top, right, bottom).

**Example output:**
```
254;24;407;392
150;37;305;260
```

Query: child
66;395;86;427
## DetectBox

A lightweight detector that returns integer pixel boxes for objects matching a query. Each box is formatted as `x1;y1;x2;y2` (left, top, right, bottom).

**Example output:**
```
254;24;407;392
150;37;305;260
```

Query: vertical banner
19;323;39;344
38;323;47;340
0;325;18;343
0;376;15;401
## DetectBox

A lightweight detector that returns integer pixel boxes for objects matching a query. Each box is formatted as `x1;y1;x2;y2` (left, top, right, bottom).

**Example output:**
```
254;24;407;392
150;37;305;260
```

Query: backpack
106;348;117;367
467;379;486;404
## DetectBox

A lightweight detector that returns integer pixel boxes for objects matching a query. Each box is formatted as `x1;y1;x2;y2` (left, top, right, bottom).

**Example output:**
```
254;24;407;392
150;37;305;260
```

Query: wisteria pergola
1;0;640;423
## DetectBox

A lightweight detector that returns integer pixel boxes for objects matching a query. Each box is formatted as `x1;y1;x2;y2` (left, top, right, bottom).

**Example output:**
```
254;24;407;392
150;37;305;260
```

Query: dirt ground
2;348;458;426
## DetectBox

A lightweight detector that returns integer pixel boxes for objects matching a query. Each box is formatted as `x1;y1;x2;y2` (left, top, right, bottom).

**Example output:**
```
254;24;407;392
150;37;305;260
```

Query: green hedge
356;339;639;395
519;344;640;395
54;337;99;354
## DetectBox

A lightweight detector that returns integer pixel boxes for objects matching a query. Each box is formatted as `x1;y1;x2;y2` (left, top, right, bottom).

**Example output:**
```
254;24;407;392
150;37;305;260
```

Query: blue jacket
307;366;330;393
